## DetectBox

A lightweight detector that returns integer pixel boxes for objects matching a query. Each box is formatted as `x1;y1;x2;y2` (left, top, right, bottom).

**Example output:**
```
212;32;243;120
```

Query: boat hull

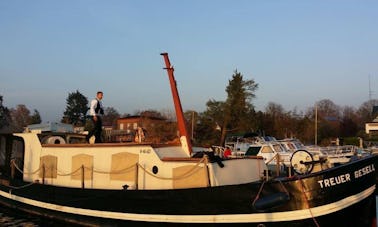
0;195;375;227
0;155;376;226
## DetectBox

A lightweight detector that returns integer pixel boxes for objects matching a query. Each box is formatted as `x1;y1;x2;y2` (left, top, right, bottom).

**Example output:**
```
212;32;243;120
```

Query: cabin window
11;139;23;159
11;138;25;179
273;144;284;152
0;136;8;177
261;146;273;153
294;143;302;149
0;135;24;179
120;123;124;130
245;146;261;156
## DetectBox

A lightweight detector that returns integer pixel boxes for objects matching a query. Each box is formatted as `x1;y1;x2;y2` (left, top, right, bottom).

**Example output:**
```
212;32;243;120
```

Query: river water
0;207;58;227
0;212;38;227
0;211;71;227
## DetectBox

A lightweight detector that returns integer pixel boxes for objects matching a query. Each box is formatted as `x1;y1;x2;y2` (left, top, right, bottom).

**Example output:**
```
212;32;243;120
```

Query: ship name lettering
317;173;351;188
354;164;375;179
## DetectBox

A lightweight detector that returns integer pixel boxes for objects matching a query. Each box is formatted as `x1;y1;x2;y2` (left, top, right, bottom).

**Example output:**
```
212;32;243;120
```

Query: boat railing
265;153;287;177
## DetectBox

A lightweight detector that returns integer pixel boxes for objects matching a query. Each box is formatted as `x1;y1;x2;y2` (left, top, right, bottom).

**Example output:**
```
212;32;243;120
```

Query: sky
0;0;377;122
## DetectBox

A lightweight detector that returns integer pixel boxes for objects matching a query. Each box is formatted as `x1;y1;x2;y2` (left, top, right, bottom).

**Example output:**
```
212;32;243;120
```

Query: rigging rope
11;159;40;175
299;178;320;227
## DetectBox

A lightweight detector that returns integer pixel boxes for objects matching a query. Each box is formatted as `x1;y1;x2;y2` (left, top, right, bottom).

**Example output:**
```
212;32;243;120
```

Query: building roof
25;122;74;133
117;115;166;121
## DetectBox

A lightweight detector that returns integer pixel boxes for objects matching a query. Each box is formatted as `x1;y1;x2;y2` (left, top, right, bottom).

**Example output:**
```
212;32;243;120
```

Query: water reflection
0;212;38;227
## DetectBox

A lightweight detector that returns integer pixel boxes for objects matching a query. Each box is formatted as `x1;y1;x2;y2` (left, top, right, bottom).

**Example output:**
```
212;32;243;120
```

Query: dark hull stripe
0;186;374;223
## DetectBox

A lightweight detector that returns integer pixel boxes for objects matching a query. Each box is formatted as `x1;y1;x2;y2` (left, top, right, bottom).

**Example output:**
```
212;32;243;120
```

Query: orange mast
161;53;193;156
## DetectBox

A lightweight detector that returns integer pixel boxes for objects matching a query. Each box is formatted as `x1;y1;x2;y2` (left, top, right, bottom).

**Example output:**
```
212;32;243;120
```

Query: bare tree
10;105;31;132
102;107;120;127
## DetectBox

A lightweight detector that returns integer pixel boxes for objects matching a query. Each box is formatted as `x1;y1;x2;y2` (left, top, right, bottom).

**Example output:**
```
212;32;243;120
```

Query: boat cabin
0;132;267;191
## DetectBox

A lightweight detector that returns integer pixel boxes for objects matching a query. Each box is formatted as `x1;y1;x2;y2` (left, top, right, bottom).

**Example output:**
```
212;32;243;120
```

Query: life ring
290;150;314;174
44;136;66;144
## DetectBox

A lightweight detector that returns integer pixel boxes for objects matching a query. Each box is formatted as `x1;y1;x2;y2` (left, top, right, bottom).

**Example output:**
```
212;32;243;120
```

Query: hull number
140;149;151;154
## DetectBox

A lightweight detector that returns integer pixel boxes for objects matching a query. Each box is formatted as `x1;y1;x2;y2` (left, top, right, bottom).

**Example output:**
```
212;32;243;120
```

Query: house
114;115;173;143
365;106;378;135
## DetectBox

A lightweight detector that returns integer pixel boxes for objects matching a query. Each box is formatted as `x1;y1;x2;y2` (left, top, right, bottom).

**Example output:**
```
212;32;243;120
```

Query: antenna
369;75;374;101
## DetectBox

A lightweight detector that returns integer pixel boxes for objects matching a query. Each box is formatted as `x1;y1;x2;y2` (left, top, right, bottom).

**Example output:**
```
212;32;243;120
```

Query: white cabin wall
208;159;266;186
138;160;207;190
38;146;161;189
14;133;42;181
17;133;266;190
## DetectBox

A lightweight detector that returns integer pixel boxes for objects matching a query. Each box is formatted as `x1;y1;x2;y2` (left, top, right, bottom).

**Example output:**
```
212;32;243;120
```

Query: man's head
96;91;103;100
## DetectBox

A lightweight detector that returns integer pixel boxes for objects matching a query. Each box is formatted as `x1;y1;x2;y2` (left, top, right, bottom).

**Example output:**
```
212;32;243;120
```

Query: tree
102;107;120;127
219;70;258;145
30;109;42;124
194;111;222;147
316;99;341;120
0;95;11;132
201;99;226;145
195;71;258;146
339;106;358;138
314;99;341;145
357;99;378;127
62;90;88;126
184;110;198;143
134;109;177;143
264;102;287;138
138;110;165;119
10;105;31;132
296;114;314;144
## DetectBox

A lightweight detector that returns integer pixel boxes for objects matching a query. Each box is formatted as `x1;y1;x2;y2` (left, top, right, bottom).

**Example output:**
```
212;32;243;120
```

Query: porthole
152;166;158;174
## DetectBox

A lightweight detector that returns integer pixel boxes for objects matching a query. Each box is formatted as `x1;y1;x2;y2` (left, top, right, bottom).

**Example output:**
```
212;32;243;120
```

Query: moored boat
0;53;376;227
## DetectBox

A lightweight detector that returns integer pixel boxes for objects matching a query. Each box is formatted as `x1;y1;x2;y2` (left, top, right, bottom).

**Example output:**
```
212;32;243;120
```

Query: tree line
189;71;378;146
1;71;377;146
0;96;41;132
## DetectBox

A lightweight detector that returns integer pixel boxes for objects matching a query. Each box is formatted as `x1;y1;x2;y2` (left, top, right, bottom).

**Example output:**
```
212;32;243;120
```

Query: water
0;207;61;227
0;212;38;227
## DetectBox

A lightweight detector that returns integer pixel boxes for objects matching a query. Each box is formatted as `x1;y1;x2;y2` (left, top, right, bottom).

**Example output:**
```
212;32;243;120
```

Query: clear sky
1;0;377;122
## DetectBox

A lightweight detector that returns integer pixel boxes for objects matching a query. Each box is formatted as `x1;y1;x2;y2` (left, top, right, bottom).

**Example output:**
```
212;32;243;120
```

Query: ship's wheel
290;150;314;174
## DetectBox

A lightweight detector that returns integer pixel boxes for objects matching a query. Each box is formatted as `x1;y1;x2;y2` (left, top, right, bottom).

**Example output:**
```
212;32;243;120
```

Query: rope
6;160;36;190
11;159;40;175
137;157;206;180
90;164;136;174
11;156;207;180
6;182;35;190
278;180;289;195
299;178;320;227
57;167;82;176
252;180;266;205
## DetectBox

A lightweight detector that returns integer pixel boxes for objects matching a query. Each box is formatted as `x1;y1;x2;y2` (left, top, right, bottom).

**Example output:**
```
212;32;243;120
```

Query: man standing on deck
87;91;104;143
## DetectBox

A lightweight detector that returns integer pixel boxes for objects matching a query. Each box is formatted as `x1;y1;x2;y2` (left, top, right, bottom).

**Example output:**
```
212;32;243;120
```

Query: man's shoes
85;135;90;143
